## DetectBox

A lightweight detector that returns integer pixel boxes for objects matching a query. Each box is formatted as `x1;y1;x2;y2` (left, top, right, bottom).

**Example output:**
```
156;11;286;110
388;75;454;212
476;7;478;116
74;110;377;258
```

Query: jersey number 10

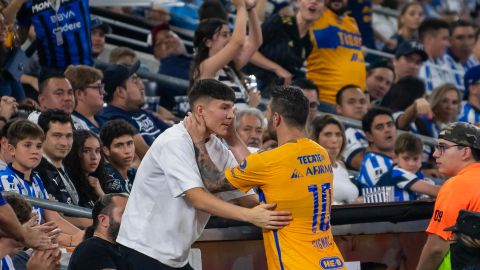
308;183;331;233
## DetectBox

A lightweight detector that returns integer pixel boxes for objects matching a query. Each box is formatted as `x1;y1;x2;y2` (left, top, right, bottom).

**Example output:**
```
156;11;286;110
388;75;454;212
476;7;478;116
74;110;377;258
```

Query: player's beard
267;116;277;142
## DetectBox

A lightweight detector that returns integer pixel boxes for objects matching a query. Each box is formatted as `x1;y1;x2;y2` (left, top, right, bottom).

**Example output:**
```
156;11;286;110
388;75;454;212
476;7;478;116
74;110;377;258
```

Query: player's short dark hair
37;109;74;134
362;107;393;133
7;119;45;147
39;71;68;95
449;19;475;35
100;119;137;148
395;133;423;155
3;193;32;224
270;85;309;129
84;193;129;240
336;84;363;105
419;18;450;42
188;79;235;108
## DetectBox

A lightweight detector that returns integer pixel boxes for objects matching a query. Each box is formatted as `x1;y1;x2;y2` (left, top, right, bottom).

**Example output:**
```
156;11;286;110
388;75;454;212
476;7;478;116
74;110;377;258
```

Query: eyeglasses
86;84;106;95
434;143;465;155
309;102;319;109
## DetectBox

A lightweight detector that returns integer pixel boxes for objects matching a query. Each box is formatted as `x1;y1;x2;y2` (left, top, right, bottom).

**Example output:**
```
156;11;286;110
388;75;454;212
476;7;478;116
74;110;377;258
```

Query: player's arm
409;181;440;198
416;234;449;270
193;141;238;193
185;187;291;229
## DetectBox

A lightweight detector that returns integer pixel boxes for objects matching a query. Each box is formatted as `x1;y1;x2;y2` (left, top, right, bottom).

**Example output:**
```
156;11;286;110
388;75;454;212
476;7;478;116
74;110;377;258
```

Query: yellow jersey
306;8;366;104
225;138;345;270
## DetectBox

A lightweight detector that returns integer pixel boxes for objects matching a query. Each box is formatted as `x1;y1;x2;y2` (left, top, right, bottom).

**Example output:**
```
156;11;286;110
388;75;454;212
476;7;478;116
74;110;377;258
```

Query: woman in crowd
310;114;359;205
191;0;261;109
383;2;424;54
64;130;107;208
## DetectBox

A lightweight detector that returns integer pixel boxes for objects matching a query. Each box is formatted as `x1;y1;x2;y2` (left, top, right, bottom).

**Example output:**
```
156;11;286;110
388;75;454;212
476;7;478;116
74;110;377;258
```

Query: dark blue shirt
17;0;93;69
99;105;170;146
348;0;375;49
72;111;105;134
104;164;136;194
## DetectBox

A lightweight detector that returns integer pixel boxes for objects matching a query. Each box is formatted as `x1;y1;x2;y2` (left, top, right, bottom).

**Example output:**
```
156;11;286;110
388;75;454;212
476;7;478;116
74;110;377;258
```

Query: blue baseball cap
464;65;480;93
395;41;428;61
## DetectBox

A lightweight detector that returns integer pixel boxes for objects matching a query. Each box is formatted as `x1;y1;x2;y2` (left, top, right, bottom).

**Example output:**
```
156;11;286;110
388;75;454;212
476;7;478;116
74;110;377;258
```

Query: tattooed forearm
193;142;237;192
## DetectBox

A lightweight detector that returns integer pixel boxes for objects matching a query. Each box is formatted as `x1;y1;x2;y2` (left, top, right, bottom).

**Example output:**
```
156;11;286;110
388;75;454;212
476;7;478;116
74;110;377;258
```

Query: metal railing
2;191;92;218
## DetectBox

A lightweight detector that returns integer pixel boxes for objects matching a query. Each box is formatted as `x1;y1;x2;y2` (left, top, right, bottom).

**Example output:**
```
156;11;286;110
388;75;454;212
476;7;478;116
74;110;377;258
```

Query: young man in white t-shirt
116;79;292;269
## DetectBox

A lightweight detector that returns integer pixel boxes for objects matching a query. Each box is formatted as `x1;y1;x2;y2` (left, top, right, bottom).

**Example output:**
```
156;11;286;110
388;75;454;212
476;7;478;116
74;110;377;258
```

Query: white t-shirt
332;161;359;205
116;123;249;268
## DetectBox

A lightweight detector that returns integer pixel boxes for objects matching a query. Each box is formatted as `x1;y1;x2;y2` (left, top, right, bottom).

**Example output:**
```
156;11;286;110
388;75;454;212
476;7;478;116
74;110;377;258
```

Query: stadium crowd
1;0;480;269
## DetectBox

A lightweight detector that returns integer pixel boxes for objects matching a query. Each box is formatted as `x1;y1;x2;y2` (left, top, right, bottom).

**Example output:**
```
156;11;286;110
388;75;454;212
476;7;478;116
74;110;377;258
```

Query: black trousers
119;245;195;270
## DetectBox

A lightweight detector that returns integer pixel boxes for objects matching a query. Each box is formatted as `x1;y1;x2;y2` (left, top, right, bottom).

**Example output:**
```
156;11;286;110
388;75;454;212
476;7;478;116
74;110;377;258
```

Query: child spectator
376;133;439;201
100;120;136;194
0;119;82;246
64;130;107;208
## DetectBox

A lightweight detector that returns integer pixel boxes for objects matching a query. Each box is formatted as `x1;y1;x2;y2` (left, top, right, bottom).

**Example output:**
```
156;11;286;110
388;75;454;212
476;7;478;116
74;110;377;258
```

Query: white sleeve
341;128;368;165
156;138;204;198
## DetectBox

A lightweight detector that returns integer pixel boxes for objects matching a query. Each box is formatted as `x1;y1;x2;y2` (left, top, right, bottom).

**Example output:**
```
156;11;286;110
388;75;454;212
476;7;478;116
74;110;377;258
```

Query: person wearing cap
418;18;455;95
444;210;480;269
68;193;129;270
392;40;428;82
91;16;112;60
443;20;476;93
459;65;480;124
417;122;480;270
98;62;170;158
365;60;395;103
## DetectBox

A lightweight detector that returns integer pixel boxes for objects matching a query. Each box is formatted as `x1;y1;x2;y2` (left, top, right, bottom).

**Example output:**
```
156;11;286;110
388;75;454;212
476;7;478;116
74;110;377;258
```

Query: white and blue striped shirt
0;165;48;224
357;152;393;188
376;165;424;201
419;56;456;95
341;127;368;168
0;255;15;270
458;101;480;124
444;51;477;94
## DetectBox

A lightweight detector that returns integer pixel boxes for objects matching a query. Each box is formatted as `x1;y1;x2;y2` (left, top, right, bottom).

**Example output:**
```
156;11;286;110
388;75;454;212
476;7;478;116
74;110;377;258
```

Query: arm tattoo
193;142;237;192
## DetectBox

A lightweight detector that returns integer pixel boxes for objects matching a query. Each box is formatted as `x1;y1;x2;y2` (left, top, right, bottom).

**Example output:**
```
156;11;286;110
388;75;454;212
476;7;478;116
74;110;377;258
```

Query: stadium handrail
1;191;92;218
371;5;400;18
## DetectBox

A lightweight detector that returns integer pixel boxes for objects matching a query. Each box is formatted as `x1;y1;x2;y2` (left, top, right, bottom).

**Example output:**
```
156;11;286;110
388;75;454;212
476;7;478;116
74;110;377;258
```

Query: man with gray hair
235;108;264;150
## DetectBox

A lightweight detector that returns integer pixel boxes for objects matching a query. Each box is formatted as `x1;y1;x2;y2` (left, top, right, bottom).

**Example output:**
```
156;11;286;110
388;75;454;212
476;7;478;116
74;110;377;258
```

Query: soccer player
185;85;345;269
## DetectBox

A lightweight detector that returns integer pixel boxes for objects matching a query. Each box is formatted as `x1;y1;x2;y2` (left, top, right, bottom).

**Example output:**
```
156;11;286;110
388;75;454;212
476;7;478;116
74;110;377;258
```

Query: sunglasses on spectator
86;84;107;95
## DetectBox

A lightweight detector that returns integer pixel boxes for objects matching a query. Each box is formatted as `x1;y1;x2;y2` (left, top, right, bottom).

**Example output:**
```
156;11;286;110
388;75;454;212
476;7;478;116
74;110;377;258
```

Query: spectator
99;62;169;155
444;20;476;93
292;79;319;127
0;193;61;270
459;65;480;124
0;119;82;246
376;133;439;201
109;47;137;66
418;18;453;95
68;194;129;270
64;130;107;208
198;0;229;21
372;0;398;50
90;16;112;60
100;120;137;194
116;79;290;270
235;108;264;151
469;28;480;66
428;84;462;138
0;95;17;126
306;0;366;112
5;0;94;73
366;60;395;104
65;65;105;134
357;107;396;189
383;2;424;54
28;72;87;130
310;114;359;205
445;210;480;269
392;41;428;82
335;84;369;170
418;122;480;269
0;121;13;169
191;0;262;110
247;0;323;90
152;24;190;81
